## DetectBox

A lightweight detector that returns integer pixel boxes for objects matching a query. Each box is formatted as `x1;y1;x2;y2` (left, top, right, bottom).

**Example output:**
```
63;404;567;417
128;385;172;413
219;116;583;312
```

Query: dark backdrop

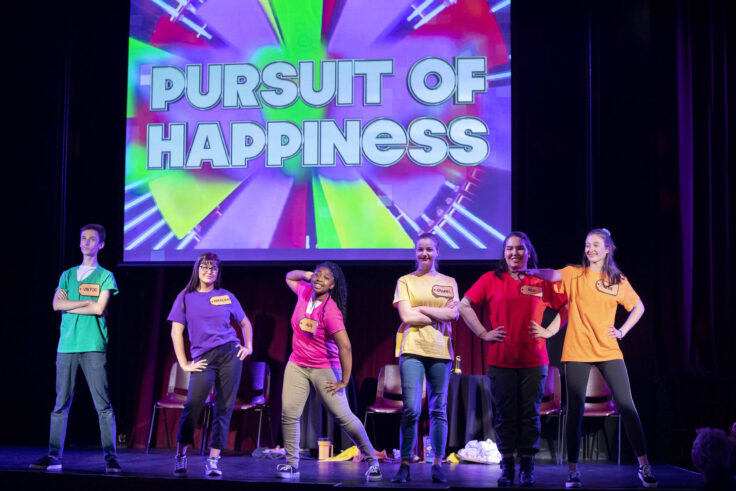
2;0;733;468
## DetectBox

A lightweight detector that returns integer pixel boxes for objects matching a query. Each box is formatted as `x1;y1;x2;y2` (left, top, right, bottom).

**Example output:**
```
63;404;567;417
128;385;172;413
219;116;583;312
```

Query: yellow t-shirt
393;272;459;360
557;266;640;362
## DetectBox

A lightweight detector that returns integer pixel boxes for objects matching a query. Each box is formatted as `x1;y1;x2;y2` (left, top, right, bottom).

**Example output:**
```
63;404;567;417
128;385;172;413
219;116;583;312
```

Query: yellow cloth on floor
326;445;360;461
446;452;460;464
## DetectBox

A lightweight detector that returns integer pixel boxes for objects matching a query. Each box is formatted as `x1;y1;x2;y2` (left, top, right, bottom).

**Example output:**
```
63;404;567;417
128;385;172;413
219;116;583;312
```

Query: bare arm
236;315;253;360
396;300;433;325
52;289;92;311
64;290;111;316
522;268;562;282
609;300;645;339
170;321;207;372
529;304;568;339
325;329;352;396
417;300;459;322
458;297;487;337
458;296;507;343
285;270;312;294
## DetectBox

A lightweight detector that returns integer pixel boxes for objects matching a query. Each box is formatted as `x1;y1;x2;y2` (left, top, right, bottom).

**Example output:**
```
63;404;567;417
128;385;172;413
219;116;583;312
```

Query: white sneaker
205;456;222;478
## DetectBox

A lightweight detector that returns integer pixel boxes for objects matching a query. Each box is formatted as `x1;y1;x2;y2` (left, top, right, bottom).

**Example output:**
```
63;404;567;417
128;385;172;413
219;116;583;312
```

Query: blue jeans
488;365;547;455
177;341;242;450
399;355;451;460
49;352;117;461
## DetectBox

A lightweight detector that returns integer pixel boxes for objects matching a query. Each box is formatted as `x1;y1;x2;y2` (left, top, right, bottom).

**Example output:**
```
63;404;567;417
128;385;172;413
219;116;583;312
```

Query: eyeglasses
199;265;218;273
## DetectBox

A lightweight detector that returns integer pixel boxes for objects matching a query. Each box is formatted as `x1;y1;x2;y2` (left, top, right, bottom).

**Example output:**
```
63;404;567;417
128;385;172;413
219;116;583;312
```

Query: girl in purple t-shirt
167;252;253;478
275;261;381;482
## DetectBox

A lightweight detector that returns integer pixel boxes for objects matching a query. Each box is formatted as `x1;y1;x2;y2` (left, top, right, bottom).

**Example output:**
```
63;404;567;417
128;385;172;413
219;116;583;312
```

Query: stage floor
0;447;702;490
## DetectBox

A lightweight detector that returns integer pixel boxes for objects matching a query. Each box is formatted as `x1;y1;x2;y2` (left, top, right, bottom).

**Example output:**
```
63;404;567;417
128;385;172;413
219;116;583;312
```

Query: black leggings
565;360;647;463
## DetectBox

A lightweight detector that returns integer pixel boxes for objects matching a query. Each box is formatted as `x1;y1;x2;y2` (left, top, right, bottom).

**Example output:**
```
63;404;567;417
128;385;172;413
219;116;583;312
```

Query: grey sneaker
365;463;382;482
29;455;62;471
638;464;658;488
565;470;582;488
173;454;187;476
205;456;222;478
276;463;299;478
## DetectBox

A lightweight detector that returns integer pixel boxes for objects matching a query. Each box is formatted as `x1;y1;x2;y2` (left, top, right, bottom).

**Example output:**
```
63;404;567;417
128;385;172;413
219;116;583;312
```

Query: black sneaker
391;464;410;483
275;464;299;479
173;454;187;476
565;470;582;488
431;464;447;483
497;456;514;487
365;463;382;482
29;455;62;471
638;464;658;488
519;456;535;487
105;457;122;474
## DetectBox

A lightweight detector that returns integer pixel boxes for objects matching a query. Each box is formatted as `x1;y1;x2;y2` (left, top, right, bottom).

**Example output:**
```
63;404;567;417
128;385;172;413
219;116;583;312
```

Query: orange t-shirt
556;266;640;362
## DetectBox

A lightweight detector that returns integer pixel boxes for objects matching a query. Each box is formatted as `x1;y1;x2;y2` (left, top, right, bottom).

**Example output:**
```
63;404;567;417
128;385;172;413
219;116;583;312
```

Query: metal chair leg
256;409;264;449
162;408;170;448
146;404;157;454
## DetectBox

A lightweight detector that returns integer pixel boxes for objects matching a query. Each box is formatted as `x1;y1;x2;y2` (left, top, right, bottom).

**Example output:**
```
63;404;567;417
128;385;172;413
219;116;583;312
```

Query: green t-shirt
57;265;119;353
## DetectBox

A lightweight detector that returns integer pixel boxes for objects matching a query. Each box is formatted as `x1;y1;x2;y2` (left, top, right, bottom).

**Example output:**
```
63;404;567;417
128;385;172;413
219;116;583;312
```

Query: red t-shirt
289;281;345;369
464;272;566;368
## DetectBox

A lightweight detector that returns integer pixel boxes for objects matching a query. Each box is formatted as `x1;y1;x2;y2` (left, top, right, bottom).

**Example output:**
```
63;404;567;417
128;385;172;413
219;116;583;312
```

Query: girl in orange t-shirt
524;229;657;489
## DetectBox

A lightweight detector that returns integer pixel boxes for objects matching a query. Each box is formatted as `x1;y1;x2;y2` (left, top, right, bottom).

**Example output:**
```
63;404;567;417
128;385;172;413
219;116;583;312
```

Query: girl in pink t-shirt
275;261;381;482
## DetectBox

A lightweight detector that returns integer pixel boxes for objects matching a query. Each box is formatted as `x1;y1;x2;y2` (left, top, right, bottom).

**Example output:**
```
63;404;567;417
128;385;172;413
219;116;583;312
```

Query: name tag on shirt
431;285;454;298
595;280;619;296
520;285;543;297
78;284;100;297
210;295;232;305
299;317;318;334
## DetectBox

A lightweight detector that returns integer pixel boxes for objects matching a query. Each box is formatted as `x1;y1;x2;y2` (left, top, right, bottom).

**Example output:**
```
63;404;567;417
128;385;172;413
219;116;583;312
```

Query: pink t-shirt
289;282;345;369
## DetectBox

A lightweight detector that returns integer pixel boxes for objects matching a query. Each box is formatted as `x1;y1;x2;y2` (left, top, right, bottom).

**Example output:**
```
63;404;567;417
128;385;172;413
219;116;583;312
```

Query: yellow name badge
299;317;318;334
210;295;232;306
78;284;100;297
432;285;454;298
520;285;543;297
595;280;619;296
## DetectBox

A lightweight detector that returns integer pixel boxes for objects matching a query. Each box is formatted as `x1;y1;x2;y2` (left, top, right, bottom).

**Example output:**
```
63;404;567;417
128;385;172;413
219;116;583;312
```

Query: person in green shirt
30;224;121;473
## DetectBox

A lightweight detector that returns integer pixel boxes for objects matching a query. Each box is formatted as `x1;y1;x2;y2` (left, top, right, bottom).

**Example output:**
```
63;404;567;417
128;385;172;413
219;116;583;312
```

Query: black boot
497;456;515;487
519;456;535;487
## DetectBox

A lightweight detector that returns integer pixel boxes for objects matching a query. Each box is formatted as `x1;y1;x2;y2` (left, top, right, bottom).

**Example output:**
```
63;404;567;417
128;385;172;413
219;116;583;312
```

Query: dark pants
177;342;242;450
565;359;647;463
49;352;117;461
488;365;547;455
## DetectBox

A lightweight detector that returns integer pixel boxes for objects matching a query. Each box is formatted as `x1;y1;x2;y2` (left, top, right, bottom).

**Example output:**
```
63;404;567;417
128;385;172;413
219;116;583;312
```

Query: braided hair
314;261;348;322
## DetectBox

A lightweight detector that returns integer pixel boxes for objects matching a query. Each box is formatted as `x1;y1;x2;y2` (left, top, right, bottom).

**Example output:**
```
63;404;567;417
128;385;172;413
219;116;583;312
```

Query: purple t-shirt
167;288;245;359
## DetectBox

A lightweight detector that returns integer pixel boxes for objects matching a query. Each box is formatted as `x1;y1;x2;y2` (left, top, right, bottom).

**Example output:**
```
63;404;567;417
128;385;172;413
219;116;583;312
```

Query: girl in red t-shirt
459;232;566;487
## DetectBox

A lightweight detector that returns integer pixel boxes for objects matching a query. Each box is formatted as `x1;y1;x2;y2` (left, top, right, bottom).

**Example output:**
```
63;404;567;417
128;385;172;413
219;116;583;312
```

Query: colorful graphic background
124;0;511;261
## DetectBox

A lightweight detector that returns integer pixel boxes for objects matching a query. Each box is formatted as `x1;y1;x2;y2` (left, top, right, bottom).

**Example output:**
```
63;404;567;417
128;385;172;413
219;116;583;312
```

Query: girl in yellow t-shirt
524;229;657;489
391;233;458;484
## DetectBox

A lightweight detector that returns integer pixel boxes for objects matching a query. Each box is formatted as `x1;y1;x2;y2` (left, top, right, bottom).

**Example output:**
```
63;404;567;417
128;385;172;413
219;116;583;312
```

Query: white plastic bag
457;439;502;464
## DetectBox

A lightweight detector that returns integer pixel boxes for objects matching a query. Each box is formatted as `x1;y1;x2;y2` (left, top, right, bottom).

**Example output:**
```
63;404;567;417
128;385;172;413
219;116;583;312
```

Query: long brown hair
494;231;539;279
583;228;623;286
180;252;222;312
